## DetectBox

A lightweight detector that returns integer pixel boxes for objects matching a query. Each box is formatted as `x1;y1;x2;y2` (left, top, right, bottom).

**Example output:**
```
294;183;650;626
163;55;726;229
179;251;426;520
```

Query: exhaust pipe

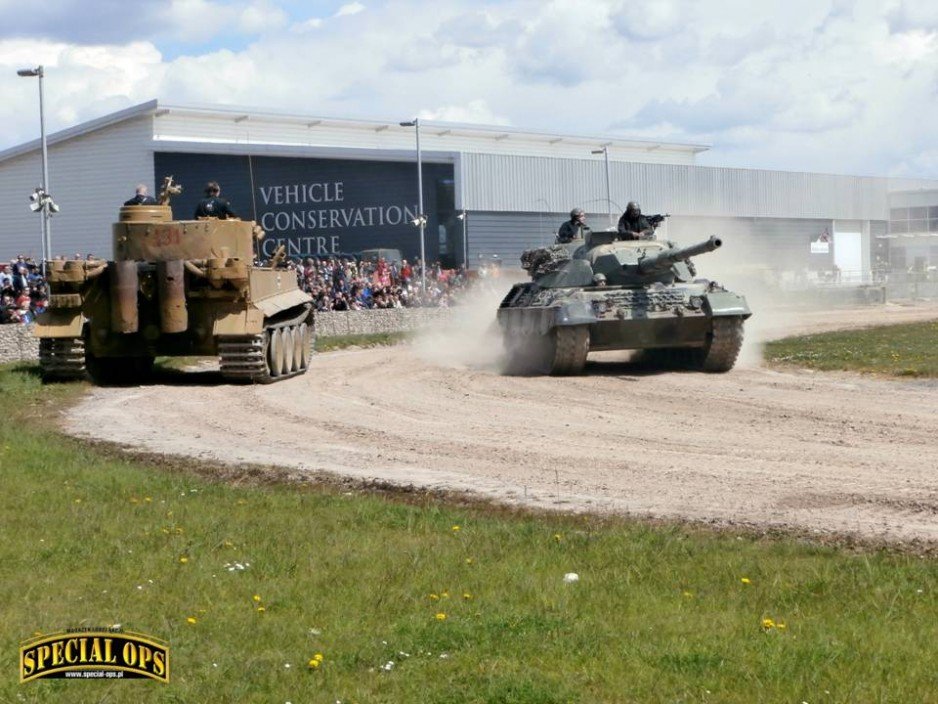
158;259;188;333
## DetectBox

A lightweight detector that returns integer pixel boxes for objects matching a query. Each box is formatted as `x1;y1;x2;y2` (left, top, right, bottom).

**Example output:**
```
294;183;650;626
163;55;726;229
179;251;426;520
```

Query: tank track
701;317;745;372
502;325;590;376
218;319;313;384
550;326;589;375
636;317;745;373
38;337;87;381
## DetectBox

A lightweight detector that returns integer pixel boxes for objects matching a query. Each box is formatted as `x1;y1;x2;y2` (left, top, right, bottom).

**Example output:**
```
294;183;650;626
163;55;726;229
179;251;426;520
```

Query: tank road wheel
294;323;309;370
281;327;296;374
267;329;285;378
549;325;590;376
39;337;86;381
701;317;745;372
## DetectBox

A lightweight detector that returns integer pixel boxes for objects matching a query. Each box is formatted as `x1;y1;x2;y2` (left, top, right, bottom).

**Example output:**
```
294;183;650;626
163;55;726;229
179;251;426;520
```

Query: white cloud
335;3;366;18
1;0;938;180
418;99;510;125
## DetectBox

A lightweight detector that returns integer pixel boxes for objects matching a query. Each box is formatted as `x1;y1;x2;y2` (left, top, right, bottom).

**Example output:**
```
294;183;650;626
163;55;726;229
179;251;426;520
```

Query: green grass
764;320;938;377
1;365;937;702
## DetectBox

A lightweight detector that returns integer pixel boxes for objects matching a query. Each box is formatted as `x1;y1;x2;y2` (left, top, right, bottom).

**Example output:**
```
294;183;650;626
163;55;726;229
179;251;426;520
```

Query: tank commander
194;181;237;219
557;208;591;243
617;201;654;240
123;184;157;206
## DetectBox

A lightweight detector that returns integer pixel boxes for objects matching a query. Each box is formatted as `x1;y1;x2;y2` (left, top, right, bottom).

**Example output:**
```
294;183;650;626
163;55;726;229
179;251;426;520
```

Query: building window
889;203;938;235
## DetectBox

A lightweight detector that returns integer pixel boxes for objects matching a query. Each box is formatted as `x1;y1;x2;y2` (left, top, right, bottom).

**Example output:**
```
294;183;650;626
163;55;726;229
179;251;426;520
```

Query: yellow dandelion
740;577;751;585
451;525;461;532
307;658;321;669
682;591;694;598
179;556;189;564
73;498;82;504
186;617;197;625
435;613;447;621
441;591;450;599
465;558;474;565
777;622;787;631
313;653;323;662
144;497;152;503
130;497;140;504
553;533;562;542
761;618;775;629
256;606;266;613
429;593;440;601
253;594;262;602
462;592;472;600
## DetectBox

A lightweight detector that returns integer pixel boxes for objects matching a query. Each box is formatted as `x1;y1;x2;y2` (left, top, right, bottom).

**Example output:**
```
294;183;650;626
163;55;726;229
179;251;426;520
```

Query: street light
18;65;53;269
399;118;426;293
456;210;468;268
591;145;613;228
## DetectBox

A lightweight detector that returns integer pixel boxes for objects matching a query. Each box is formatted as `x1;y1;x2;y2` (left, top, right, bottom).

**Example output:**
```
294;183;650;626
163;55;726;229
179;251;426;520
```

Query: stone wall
312;307;453;337
0;308;454;365
0;324;39;365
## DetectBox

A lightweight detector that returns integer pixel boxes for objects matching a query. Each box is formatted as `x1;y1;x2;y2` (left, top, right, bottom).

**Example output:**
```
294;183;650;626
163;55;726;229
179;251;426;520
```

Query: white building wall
0;115;154;260
462;153;894;220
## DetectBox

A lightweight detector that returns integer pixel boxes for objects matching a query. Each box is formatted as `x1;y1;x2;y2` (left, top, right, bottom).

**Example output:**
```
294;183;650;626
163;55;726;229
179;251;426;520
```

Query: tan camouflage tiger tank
34;177;314;384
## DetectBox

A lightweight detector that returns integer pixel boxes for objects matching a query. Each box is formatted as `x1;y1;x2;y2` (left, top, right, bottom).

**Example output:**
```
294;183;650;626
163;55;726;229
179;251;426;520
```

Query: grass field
1;363;937;703
764;320;938;378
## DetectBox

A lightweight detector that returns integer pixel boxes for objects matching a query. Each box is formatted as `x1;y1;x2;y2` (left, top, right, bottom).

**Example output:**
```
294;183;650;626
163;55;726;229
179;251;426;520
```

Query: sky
0;0;936;178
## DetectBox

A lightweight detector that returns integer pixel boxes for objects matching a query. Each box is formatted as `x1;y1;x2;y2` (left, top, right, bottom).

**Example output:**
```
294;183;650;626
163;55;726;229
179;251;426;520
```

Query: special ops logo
19;629;169;683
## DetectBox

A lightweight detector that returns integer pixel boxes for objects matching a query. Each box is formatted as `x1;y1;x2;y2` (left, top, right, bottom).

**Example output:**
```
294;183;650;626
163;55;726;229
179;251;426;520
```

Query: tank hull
497;281;751;374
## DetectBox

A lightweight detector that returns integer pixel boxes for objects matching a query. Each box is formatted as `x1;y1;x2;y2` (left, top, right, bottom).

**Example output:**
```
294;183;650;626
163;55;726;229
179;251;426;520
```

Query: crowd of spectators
1;256;48;324
1;253;485;325
288;256;472;311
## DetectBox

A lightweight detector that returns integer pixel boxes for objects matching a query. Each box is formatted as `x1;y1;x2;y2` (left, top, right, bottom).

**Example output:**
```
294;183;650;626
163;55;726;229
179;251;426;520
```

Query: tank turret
34;177;314;385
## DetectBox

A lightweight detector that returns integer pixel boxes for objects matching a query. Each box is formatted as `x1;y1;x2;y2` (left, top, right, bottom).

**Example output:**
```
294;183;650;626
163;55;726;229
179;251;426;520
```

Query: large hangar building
1;99;936;279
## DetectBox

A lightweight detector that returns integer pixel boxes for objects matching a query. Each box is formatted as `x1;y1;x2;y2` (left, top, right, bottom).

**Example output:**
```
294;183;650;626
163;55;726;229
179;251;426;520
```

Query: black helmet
570;208;585;219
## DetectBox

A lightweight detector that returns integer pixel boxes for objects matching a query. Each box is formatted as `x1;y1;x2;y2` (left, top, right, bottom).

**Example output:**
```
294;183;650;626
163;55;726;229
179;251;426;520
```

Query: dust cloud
688;229;827;368
411;281;512;371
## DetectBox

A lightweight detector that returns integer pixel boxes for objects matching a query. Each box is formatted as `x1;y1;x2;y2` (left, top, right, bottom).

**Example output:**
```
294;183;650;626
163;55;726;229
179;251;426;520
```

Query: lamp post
18;65;52;268
591;145;613;228
456;210;468;268
399;118;426;293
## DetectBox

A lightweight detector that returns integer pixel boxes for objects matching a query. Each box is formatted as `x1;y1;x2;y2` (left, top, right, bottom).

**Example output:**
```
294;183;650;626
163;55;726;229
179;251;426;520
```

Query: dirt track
66;301;938;544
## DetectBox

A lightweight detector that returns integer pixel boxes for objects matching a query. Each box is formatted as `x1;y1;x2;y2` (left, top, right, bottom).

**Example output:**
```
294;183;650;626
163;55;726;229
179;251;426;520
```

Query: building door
833;231;862;282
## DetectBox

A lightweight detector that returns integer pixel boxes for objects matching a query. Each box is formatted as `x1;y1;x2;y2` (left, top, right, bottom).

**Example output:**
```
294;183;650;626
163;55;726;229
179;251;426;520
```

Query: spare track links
219;316;313;384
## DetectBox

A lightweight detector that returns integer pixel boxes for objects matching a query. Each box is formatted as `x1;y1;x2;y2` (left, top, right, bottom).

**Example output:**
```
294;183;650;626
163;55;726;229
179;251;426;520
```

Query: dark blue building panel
154;153;457;263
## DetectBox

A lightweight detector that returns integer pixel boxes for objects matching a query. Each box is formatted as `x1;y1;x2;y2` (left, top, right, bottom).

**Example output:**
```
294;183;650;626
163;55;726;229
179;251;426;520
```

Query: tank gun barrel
637;236;722;273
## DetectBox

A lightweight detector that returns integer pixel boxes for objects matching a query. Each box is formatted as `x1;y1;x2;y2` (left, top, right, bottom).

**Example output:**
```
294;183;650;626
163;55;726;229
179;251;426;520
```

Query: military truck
35;177;314;384
498;229;751;375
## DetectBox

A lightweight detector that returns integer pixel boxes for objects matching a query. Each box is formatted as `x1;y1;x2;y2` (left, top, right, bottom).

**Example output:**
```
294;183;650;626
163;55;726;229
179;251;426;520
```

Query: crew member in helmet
617;201;654;240
194;181;237;219
557;208;590;243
